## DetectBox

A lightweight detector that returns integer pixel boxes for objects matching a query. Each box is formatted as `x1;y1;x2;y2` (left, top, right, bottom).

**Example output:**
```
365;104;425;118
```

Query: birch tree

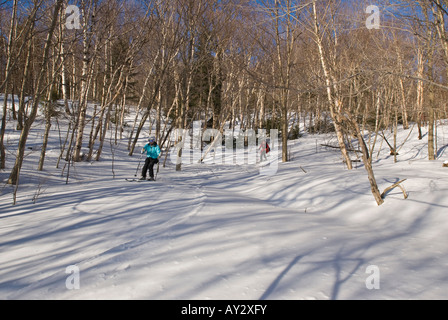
310;0;353;169
0;0;18;169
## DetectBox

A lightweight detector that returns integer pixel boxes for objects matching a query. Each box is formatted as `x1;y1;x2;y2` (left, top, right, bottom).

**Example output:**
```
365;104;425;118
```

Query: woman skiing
140;136;161;181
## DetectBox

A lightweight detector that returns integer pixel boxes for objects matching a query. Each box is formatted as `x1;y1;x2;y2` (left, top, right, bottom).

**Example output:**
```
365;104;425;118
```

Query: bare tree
0;0;18;169
8;0;64;186
309;0;353;169
72;0;98;162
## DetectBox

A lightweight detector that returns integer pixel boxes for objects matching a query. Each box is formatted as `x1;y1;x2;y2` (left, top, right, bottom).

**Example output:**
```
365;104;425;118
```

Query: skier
259;140;269;162
140;136;161;181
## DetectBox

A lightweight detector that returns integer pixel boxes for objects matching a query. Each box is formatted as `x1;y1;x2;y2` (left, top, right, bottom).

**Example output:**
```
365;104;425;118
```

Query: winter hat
148;136;155;142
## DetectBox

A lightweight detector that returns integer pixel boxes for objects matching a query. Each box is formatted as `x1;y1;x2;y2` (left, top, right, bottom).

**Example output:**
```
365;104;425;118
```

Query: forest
1;0;448;205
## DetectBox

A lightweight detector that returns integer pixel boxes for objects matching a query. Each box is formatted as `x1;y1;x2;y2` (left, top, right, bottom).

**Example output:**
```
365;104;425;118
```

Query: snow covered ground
1;109;448;300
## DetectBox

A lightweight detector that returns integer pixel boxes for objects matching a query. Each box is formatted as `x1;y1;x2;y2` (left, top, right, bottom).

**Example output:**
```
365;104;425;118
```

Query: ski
125;178;156;182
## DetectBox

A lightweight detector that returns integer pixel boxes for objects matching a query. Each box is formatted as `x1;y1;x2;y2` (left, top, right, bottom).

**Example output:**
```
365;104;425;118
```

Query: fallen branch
320;144;362;153
381;179;408;199
380;131;399;155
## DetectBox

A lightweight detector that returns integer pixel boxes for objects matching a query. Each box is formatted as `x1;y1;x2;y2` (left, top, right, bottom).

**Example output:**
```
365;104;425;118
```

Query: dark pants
142;157;159;178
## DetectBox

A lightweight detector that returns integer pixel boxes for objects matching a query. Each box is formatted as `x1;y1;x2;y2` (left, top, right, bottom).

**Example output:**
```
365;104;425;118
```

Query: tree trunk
0;91;7;170
351;118;384;206
38;99;53;171
311;0;352;170
95;105;112;161
73;0;96;162
428;86;436;160
416;48;424;140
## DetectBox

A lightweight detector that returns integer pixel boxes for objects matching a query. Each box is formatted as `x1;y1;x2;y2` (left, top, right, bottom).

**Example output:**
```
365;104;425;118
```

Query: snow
1;105;448;300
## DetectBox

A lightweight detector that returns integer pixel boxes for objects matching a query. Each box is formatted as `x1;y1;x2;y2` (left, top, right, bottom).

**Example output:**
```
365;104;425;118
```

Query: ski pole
135;152;144;177
155;155;161;181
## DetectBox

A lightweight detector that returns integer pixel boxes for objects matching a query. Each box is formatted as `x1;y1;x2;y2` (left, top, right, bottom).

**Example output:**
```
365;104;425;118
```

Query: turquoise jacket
142;143;161;159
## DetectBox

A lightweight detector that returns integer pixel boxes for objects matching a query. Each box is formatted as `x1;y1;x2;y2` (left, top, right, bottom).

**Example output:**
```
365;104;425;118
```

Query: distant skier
259;140;270;162
140;136;161;181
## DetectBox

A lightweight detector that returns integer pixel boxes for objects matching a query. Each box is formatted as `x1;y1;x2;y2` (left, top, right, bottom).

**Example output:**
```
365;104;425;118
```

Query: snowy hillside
1;111;448;300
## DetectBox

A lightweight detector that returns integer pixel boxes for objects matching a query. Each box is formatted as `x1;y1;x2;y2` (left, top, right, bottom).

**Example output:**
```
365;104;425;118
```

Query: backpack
266;143;270;153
